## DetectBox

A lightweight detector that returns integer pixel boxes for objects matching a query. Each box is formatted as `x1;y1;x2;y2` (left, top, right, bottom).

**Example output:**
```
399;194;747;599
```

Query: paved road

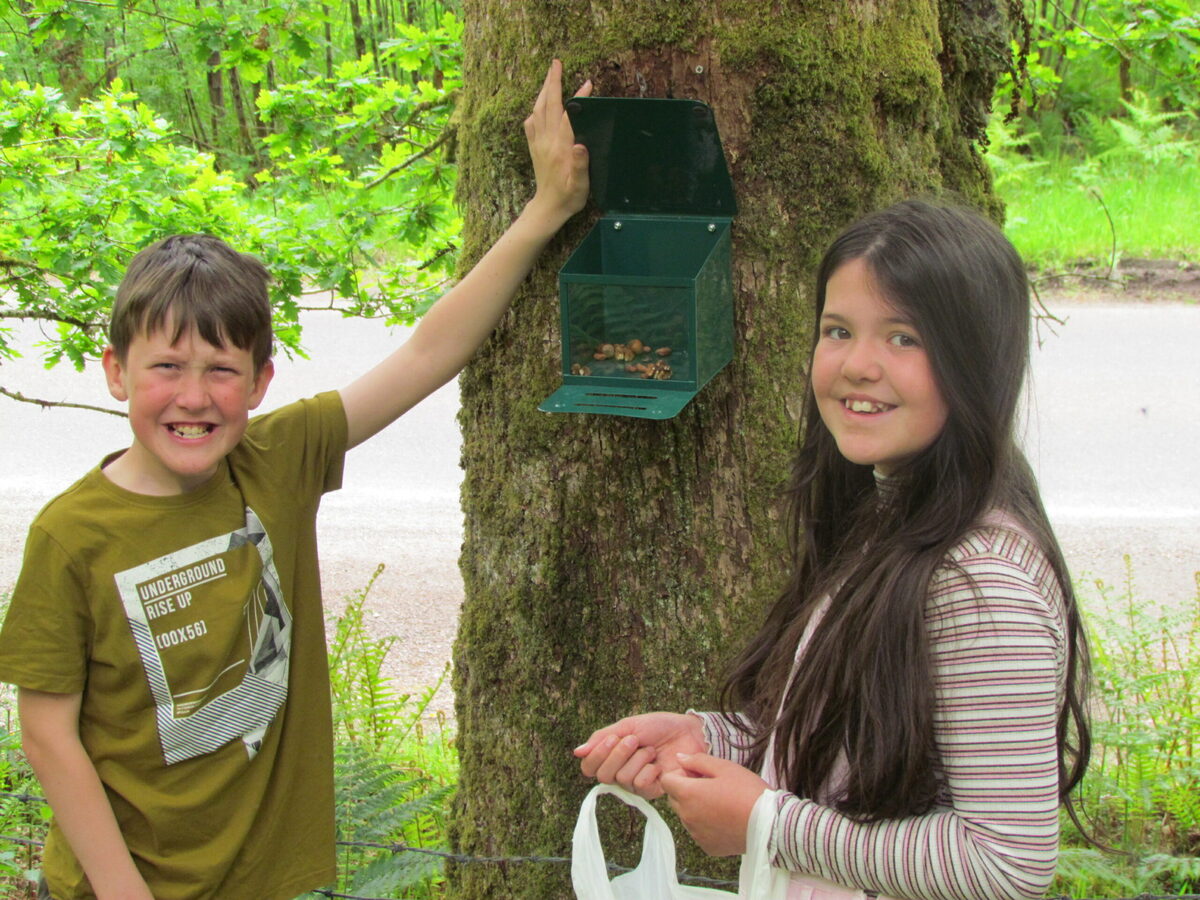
1;301;1197;714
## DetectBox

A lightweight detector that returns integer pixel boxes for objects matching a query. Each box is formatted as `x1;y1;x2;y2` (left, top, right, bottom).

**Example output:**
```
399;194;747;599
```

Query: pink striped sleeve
768;525;1068;900
690;709;756;767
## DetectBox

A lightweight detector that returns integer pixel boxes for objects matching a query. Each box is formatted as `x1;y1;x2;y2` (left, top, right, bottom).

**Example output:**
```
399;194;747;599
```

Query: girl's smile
812;258;948;475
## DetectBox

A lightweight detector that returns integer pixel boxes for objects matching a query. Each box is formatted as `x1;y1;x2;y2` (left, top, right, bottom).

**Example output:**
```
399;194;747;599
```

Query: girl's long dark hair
722;200;1091;821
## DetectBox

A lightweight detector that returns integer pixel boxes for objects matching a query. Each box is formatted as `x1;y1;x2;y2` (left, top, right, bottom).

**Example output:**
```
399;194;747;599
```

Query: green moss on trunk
450;2;1010;897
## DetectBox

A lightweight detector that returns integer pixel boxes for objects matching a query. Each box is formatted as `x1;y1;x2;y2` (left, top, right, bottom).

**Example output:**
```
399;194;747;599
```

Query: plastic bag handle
738;788;790;899
572;784;682;899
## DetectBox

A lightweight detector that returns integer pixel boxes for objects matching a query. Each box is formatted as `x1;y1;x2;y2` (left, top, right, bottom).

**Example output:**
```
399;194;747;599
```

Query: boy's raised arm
340;59;592;448
19;689;155;900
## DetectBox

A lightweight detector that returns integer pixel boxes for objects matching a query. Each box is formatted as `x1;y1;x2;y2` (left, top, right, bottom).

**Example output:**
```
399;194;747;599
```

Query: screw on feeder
613;221;623;231
694;65;705;75
707;223;717;233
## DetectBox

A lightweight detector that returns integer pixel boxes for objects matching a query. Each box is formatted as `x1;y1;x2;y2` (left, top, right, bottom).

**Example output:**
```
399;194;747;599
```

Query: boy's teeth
172;424;210;438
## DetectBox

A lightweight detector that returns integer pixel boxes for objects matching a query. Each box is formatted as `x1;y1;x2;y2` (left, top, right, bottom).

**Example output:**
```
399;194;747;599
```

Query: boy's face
101;324;273;495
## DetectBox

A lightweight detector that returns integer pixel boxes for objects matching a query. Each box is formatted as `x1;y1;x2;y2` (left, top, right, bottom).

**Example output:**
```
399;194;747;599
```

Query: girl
575;200;1091;900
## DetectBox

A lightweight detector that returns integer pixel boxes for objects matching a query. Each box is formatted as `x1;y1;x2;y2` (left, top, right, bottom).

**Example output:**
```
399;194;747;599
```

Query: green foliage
1084;561;1200;847
984;109;1048;192
331;743;453;898
325;566;458;897
1;78;265;368
1004;0;1200;142
0;595;48;897
0;722;46;898
1;0;461;157
1079;91;1199;164
1053;562;1200;897
0;3;463;383
994;131;1200;268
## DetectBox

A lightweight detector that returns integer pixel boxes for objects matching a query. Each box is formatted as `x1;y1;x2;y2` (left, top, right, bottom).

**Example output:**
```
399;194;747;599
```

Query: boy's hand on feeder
660;753;770;857
574;712;707;800
524;59;591;229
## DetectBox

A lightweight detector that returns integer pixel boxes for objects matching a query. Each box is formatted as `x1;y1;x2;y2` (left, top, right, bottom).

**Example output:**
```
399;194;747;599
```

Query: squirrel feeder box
539;96;737;420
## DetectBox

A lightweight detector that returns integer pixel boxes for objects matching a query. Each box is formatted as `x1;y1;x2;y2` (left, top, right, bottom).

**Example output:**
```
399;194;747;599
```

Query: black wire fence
2;791;1197;900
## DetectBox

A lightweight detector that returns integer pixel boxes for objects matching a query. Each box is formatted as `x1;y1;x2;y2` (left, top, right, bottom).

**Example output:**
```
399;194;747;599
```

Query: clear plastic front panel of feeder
564;282;694;384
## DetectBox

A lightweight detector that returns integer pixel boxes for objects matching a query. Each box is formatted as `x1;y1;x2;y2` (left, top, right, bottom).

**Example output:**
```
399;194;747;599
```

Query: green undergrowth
0;592;48;898
318;563;458;899
988;94;1200;273
1000;155;1200;273
1053;560;1200;898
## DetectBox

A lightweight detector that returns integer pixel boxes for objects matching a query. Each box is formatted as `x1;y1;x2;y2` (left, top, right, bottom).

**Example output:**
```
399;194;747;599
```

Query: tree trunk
103;25;119;88
322;3;335;79
450;2;1011;897
348;0;368;60
226;64;256;162
205;50;225;156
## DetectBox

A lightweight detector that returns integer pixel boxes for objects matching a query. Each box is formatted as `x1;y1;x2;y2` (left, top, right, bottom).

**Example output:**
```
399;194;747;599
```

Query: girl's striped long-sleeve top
696;517;1070;900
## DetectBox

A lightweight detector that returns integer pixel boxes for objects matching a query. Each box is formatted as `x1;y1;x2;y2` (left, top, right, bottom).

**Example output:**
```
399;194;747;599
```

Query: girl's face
811;258;948;476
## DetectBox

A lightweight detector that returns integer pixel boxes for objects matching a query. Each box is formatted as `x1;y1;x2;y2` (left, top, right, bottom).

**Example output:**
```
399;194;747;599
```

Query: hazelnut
629;339;645;354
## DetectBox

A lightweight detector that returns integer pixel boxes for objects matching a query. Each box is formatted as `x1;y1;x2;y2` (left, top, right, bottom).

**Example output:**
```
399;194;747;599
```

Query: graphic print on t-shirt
113;507;290;764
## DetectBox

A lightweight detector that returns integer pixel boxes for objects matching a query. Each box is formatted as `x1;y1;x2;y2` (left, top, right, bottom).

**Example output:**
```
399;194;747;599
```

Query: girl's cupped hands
660;753;771;857
574;712;708;799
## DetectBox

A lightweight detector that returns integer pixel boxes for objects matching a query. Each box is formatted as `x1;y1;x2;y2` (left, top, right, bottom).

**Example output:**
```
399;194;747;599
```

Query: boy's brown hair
109;234;274;370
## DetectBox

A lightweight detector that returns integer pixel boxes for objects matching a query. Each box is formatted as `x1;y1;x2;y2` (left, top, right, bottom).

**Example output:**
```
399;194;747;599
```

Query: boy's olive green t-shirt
0;392;348;900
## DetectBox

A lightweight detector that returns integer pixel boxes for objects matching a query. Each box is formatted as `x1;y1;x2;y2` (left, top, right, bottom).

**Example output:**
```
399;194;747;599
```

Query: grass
999;156;1200;272
987;95;1200;272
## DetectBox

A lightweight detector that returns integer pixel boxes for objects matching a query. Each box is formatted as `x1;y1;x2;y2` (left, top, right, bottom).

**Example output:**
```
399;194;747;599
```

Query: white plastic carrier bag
571;782;790;900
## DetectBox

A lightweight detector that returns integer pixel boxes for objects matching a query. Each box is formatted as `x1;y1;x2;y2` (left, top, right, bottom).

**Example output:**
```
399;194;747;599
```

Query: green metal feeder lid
565;96;737;218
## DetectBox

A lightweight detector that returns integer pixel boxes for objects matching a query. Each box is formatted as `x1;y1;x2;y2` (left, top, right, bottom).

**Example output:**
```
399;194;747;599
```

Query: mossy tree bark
450;2;1015;897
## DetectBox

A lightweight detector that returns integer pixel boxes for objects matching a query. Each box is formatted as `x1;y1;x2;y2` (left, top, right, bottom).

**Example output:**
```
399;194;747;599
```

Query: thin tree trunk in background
103;26;118;87
349;0;368;60
12;0;41;83
1118;54;1132;103
449;2;1013;898
202;0;224;161
405;0;421;85
364;0;382;76
205;48;224;160
323;3;335;79
227;64;255;160
159;20;208;149
42;8;87;102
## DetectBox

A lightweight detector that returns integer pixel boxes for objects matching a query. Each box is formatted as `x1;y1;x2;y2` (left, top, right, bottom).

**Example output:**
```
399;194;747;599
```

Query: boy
0;61;590;900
